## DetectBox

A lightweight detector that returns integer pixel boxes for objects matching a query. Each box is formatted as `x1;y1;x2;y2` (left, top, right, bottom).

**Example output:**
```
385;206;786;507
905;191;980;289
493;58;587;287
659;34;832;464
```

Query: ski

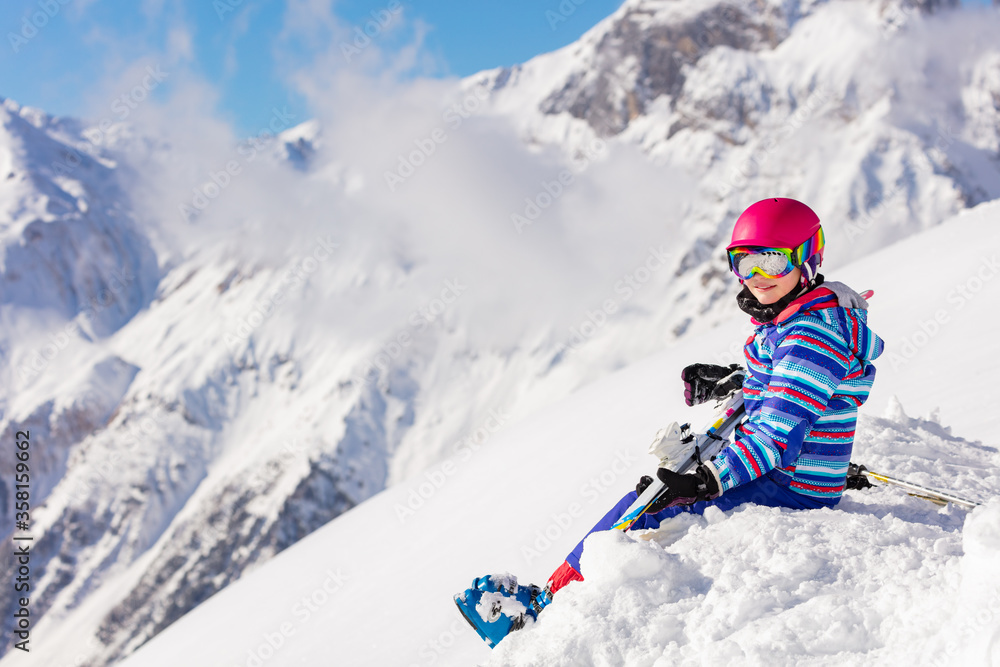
612;390;746;532
847;463;982;510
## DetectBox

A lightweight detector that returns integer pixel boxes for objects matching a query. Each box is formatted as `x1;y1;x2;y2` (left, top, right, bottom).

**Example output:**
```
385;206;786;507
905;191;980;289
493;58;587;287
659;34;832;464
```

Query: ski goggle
727;228;825;280
728;248;796;280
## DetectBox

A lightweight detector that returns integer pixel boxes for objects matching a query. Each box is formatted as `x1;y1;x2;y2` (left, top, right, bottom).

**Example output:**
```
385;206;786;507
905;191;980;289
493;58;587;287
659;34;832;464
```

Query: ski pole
847;463;982;510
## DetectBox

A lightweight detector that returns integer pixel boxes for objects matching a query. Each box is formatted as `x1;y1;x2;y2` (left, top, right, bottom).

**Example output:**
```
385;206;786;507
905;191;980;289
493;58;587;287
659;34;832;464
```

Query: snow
492;500;1000;666
477;592;526;627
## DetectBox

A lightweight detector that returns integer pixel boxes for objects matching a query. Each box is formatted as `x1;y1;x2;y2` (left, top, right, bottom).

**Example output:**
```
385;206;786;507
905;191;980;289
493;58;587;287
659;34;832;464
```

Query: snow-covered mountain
476;0;1000;257
2;0;999;664
116;199;1000;667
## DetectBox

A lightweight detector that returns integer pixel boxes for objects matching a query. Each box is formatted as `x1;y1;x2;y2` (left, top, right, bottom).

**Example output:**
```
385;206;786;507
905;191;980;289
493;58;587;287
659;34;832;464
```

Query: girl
457;198;885;648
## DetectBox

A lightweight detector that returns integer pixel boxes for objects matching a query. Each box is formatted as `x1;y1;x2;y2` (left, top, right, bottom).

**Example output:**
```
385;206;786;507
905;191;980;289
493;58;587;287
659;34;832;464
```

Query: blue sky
2;0;626;135
2;0;993;136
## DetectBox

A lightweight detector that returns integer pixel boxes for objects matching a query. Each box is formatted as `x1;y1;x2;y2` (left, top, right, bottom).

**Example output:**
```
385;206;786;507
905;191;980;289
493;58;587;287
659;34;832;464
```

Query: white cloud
166;25;194;63
70;2;694;356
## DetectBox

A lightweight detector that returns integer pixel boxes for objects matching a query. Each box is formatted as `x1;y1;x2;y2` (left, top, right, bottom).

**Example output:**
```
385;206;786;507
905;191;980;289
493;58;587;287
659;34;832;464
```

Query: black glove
635;464;721;513
681;363;744;406
845;463;873;490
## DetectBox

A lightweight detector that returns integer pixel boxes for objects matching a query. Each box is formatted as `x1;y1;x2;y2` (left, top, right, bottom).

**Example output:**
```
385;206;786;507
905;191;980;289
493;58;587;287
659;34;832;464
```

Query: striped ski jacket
710;283;885;503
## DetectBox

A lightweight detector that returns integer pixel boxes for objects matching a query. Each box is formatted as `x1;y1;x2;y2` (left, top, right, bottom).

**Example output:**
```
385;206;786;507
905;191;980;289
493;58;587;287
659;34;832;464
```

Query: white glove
824;281;869;309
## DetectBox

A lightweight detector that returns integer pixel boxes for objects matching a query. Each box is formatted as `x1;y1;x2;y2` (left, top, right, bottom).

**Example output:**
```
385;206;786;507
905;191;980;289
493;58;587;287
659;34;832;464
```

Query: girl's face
746;267;802;305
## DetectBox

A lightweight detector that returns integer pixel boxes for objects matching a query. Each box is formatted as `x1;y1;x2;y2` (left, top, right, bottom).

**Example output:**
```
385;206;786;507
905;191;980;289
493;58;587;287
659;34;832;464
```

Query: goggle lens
729;248;795;280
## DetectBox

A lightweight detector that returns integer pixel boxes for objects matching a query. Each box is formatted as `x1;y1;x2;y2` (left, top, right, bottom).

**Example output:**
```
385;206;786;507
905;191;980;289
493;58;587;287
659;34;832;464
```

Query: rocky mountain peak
538;0;793;136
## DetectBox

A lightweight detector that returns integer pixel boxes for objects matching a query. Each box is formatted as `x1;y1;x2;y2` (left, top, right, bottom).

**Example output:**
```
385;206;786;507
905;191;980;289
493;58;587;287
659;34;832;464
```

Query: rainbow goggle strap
727;228;825;280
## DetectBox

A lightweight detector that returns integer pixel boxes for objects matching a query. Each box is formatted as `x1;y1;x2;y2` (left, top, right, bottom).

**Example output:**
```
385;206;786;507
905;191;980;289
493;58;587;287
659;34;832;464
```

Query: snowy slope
3;1;1000;664
113;200;1000;667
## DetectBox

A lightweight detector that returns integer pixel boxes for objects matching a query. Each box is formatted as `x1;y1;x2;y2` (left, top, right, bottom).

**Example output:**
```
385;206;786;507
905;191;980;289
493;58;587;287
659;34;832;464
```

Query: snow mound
490;408;1000;667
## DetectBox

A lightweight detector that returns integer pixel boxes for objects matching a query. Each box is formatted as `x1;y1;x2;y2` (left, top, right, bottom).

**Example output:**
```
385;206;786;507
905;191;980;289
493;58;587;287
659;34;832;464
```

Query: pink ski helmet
728;198;825;283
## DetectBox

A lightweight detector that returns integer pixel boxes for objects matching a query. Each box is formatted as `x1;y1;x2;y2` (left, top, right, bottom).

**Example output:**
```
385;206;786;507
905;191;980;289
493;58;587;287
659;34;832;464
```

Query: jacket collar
767;287;839;325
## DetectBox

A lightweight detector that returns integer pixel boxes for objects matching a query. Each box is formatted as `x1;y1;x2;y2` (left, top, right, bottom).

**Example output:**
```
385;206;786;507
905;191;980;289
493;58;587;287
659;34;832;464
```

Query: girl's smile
747;267;801;305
